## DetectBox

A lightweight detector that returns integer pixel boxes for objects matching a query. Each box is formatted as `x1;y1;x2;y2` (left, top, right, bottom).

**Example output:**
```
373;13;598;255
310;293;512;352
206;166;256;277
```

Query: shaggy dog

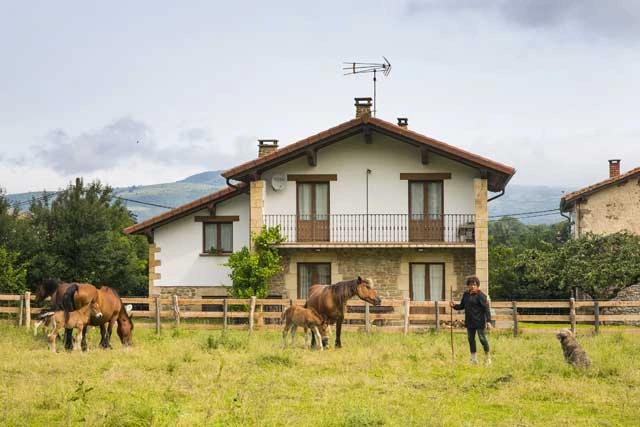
556;328;591;368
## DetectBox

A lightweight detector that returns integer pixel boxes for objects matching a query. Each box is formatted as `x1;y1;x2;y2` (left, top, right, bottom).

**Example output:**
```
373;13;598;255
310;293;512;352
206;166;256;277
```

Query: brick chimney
608;159;621;178
355;97;372;118
397;117;408;129
258;139;278;158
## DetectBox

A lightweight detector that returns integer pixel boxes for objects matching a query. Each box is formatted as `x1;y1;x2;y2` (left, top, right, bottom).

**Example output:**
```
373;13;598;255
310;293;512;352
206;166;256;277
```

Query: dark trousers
467;328;490;354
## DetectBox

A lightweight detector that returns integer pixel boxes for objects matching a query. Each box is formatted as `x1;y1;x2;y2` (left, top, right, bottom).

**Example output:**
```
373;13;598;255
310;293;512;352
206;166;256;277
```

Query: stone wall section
576;180;640;237
602;283;640;326
474;178;489;295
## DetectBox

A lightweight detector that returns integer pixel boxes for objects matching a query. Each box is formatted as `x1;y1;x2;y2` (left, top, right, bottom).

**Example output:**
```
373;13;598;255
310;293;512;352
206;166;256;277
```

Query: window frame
409;262;445;301
297;262;331;299
202;222;234;255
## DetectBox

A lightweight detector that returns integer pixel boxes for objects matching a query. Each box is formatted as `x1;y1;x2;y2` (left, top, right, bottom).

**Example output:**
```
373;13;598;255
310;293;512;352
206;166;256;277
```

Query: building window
203;223;233;254
297;263;331;299
408;181;444;241
410;263;444;301
297;182;330;241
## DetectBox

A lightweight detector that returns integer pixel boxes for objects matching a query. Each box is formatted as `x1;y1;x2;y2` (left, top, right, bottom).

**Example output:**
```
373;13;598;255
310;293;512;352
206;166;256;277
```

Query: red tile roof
560;166;640;211
124;183;246;235
222;115;515;191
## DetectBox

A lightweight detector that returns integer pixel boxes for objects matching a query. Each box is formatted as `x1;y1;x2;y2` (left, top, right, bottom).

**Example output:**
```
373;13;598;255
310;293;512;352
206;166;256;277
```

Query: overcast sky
2;0;639;195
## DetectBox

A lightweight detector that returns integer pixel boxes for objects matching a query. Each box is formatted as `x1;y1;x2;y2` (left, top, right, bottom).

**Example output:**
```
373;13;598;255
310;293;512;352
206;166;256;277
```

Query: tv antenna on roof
343;56;391;117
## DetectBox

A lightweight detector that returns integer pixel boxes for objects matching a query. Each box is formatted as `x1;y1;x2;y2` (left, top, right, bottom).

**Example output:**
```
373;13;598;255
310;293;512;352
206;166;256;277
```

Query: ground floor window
297;262;331;299
410;263;445;301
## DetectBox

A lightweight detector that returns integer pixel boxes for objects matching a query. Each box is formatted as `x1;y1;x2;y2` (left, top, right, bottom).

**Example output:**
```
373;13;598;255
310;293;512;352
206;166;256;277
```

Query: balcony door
409;181;443;241
297;182;329;241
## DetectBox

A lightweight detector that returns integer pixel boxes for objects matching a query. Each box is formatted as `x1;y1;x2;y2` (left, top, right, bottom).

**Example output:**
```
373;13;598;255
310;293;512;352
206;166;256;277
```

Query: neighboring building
560;160;640;238
124;98;516;303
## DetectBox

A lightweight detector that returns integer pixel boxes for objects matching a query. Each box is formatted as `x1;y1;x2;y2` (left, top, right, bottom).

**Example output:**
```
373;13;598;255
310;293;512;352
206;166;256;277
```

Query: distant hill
6;172;572;225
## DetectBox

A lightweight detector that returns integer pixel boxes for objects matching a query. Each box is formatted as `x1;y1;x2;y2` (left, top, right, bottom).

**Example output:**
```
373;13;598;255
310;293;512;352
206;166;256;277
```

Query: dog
556;328;591;368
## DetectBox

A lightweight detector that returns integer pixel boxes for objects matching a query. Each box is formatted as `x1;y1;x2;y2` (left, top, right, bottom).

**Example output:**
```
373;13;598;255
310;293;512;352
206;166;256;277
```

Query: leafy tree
0;247;28;293
225;226;285;298
555;232;640;300
0;179;148;294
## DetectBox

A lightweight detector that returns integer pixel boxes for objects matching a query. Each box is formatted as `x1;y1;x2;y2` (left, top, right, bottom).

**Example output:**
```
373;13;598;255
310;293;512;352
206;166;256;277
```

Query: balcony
263;214;475;246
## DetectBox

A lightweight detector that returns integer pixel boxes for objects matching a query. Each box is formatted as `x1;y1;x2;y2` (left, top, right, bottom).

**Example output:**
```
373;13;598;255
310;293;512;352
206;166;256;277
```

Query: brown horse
281;305;327;350
39;290;101;352
35;279;133;350
305;276;381;349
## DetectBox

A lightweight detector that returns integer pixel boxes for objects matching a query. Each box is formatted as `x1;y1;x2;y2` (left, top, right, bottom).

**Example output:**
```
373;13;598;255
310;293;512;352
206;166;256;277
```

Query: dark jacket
453;290;491;329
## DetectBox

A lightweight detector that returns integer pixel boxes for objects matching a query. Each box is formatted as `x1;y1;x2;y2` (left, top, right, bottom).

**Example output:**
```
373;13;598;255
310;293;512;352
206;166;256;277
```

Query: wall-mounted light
417;248;424;252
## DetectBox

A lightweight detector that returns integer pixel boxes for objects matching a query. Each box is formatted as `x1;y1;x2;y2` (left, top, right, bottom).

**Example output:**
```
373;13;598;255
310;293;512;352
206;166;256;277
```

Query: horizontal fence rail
264;214;476;243
3;293;640;336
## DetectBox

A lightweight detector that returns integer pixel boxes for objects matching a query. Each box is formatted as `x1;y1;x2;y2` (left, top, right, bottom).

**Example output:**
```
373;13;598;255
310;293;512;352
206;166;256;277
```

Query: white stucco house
124;97;516;304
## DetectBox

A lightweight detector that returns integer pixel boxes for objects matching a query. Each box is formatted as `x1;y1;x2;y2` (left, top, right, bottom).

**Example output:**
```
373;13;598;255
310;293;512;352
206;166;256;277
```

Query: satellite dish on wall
271;173;287;191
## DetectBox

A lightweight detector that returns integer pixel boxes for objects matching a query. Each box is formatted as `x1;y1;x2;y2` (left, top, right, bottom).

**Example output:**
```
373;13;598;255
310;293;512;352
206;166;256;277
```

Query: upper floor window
203;222;233;254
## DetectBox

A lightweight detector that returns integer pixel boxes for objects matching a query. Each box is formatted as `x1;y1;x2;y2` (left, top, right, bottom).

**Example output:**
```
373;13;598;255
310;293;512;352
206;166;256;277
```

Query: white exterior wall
263;133;476;215
154;194;250;287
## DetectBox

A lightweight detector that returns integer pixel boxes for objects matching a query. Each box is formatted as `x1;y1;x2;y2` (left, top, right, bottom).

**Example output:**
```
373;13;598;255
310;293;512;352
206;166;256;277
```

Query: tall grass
1;322;639;426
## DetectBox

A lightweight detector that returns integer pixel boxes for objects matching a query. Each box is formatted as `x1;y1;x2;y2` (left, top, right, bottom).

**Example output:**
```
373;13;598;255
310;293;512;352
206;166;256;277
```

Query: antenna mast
343;57;391;117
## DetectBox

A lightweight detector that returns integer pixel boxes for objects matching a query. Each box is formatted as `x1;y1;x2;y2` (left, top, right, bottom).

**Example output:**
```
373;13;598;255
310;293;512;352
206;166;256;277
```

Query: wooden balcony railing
263;214;476;244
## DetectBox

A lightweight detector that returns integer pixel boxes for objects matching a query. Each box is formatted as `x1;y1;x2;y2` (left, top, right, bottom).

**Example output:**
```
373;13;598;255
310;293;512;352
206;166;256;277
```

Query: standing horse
305;276;381;349
281;305;327;350
39;285;101;352
83;286;134;350
35;278;134;350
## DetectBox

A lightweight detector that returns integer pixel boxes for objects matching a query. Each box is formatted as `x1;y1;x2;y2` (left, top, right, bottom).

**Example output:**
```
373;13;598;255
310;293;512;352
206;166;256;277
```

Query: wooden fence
2;293;640;336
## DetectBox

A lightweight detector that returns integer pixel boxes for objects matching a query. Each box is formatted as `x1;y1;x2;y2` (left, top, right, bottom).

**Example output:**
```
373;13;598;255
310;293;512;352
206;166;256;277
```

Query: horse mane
109;287;134;329
41;278;61;297
327;278;361;306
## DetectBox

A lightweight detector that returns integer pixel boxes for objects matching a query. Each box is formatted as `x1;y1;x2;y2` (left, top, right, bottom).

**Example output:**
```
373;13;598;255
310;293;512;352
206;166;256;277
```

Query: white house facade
125;98;515;304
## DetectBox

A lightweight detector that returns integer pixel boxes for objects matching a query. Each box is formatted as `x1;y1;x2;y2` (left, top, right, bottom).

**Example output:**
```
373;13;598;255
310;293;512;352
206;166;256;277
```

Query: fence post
16;294;23;327
569;297;576;335
154;295;161;336
249;296;256;332
172;295;180;327
365;302;370;333
512;301;518;337
223;299;228;330
25;291;31;330
593;300;600;335
434;301;440;331
403;297;410;335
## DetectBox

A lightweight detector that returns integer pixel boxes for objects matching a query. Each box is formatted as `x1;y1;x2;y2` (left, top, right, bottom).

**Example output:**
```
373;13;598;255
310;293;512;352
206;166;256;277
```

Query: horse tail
61;283;79;324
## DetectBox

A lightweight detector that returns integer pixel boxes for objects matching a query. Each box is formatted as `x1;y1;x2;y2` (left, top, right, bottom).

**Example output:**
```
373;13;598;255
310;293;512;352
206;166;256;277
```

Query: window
297;182;330;241
203;222;233;254
409;181;444;241
297;263;331;299
410;263;444;301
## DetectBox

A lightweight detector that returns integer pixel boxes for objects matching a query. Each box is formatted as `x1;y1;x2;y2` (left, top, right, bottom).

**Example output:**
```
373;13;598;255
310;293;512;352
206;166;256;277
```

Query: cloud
37;117;151;174
406;0;640;41
32;119;256;176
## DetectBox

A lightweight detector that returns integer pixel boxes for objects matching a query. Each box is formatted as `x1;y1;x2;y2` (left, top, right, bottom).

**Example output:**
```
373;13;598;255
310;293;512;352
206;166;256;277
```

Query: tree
556;232;640;300
6;178;149;294
225;226;285;298
0;247;28;293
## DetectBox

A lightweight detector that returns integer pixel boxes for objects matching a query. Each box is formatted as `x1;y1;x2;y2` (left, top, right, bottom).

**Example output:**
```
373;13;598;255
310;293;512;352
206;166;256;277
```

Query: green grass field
1;322;639;426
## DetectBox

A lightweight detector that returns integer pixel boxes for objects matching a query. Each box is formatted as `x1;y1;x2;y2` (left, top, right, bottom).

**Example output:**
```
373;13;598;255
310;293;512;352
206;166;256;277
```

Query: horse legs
282;323;290;348
290;325;298;347
47;320;59;352
74;326;84;351
64;328;74;351
105;319;115;349
81;325;89;352
311;326;323;351
99;324;109;348
334;317;343;349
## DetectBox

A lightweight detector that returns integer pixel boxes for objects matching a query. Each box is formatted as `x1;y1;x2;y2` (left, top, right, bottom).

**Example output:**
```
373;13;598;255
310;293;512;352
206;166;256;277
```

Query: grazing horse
85;286;134;350
34;278;133;350
39;286;101;352
281;305;327;350
306;276;381;349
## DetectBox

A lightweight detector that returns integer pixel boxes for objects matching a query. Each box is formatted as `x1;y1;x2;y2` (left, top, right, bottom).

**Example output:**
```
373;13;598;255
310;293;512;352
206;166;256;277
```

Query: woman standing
450;275;492;365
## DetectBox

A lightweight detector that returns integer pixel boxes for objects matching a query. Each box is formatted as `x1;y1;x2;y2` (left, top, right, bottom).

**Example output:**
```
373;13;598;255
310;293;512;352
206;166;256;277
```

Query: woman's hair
466;275;480;287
